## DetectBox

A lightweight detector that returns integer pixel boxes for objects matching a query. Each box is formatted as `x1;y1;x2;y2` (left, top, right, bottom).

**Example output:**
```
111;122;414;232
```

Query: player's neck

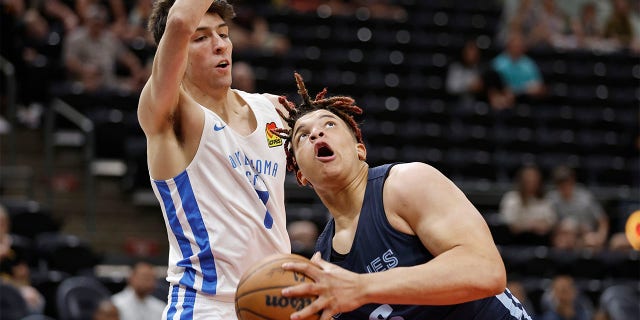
316;164;368;221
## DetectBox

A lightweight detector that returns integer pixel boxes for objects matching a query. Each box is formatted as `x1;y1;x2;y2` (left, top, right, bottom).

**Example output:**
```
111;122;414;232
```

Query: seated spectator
546;165;609;250
0;204;10;261
40;0;80;33
230;6;290;56
597;284;640;320
540;274;593;320
572;2;606;50
492;32;547;100
94;299;121;320
550;218;580;251
603;0;634;48
62;4;145;95
287;220;319;259
446;40;484;98
507;279;536;318
499;164;557;245
111;261;166;320
354;0;407;21
446;39;514;110
231;61;256;93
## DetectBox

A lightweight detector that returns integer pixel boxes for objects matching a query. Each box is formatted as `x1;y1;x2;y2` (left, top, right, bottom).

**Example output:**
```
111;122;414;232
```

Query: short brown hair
148;0;236;45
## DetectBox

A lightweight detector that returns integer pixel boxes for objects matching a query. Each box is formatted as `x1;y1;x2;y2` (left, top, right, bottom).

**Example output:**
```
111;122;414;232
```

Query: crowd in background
0;0;638;320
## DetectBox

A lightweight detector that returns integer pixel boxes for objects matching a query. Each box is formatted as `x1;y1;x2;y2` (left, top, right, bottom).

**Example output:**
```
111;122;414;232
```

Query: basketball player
271;73;532;320
139;1;290;318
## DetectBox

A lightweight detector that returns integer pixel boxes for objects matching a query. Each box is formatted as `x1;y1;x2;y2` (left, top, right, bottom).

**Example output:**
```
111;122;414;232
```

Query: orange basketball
625;210;640;250
235;253;319;320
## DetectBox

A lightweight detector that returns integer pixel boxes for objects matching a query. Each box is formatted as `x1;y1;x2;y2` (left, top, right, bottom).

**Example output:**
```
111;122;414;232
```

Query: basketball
625;210;640;250
235;253;319;320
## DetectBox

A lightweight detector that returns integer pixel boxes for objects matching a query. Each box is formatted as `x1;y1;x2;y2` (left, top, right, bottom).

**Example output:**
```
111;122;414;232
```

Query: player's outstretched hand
282;252;365;320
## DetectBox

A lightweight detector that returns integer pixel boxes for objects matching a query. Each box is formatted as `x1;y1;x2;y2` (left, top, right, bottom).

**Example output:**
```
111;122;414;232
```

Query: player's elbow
479;261;507;296
166;9;197;36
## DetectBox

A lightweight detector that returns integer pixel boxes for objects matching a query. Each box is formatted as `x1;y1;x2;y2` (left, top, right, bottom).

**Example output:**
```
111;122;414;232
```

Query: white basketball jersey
150;90;291;305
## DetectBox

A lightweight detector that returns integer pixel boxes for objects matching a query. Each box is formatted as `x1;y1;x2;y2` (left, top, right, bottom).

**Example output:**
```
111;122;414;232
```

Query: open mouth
216;61;229;68
315;143;334;159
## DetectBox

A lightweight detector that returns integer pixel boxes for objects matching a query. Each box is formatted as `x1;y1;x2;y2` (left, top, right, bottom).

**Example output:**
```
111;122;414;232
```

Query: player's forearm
168;0;214;31
359;246;506;306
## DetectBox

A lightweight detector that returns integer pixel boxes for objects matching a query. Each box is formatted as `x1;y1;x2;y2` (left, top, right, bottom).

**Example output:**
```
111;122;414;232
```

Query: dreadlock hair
271;72;364;182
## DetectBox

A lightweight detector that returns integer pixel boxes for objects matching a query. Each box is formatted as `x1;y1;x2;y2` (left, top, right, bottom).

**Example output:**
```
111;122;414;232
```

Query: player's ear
296;170;310;187
356;143;366;161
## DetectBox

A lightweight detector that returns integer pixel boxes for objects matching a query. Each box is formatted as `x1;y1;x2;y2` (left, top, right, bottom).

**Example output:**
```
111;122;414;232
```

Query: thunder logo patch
265;122;283;148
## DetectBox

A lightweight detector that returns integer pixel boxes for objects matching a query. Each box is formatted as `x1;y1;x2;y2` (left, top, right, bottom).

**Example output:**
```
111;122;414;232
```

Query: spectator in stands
94;299;121;320
40;0;80;33
540;274;592;320
499;164;557;245
507;279;536;318
287;220;319;259
446;40;484;98
354;0;407;21
3;259;46;314
63;4;145;94
572;2;605;50
603;0;634;48
229;6;290;55
111;261;166;320
550;218;580;251
1;214;46;317
506;0;571;48
535;0;573;48
596;284;640;320
547;165;609;250
231;61;256;93
0;204;10;261
446;39;514;110
492;32;546;100
14;8;63;128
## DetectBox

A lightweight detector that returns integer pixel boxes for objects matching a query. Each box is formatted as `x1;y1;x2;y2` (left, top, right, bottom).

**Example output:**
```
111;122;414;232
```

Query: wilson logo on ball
265;296;314;310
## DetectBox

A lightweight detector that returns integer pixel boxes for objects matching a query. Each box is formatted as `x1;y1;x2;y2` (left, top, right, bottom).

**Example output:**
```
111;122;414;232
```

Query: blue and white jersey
315;164;532;320
150;90;291;307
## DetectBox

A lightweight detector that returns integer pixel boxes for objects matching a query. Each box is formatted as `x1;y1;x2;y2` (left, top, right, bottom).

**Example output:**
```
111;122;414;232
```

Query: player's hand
282;252;366;320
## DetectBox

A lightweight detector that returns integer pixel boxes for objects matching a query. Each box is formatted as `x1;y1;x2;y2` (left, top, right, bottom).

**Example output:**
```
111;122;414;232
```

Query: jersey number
369;305;405;320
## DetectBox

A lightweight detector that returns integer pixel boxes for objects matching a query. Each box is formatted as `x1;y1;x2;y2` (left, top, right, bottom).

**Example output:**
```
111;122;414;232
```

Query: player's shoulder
387;162;442;183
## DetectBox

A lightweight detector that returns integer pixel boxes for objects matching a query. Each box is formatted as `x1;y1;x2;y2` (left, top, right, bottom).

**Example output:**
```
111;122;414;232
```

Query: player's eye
298;133;308;141
219;33;229;39
194;35;207;42
326;121;335;128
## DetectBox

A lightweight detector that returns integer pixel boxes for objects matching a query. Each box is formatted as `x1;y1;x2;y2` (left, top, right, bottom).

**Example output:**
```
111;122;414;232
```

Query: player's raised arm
138;0;212;135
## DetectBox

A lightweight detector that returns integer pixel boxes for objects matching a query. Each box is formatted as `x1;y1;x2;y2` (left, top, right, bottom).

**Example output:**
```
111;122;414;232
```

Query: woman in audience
499;164;557;245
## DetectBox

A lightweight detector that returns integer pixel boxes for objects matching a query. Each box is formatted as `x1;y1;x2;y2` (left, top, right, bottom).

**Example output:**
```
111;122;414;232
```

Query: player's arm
137;0;212;135
358;162;506;304
283;163;506;319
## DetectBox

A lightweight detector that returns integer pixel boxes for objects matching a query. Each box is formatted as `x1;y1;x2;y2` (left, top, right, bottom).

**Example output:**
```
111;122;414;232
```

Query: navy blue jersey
315;164;532;320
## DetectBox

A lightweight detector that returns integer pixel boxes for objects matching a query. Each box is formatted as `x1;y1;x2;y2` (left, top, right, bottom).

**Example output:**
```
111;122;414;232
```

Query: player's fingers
282;282;318;297
290;296;327;320
282;261;321;279
310;251;322;263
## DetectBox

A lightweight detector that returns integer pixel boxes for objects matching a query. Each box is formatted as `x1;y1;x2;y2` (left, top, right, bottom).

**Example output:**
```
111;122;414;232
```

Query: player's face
185;13;233;89
291;110;366;187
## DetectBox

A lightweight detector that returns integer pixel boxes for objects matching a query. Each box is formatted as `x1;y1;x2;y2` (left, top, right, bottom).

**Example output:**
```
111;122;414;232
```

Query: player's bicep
139;19;191;134
389;163;496;256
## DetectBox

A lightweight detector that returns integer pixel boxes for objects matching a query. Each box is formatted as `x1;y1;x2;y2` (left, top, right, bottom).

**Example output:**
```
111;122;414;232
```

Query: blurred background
0;0;638;319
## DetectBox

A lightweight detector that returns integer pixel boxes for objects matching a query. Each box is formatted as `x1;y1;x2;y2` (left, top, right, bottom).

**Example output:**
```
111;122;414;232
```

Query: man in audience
111;261;166;320
546;165;609;250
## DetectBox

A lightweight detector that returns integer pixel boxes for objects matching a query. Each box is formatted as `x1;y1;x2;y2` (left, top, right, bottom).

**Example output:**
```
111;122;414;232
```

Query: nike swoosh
214;124;226;131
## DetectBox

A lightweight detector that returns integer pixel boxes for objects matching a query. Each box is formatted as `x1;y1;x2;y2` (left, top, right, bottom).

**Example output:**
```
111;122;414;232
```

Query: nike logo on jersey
214;123;226;131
